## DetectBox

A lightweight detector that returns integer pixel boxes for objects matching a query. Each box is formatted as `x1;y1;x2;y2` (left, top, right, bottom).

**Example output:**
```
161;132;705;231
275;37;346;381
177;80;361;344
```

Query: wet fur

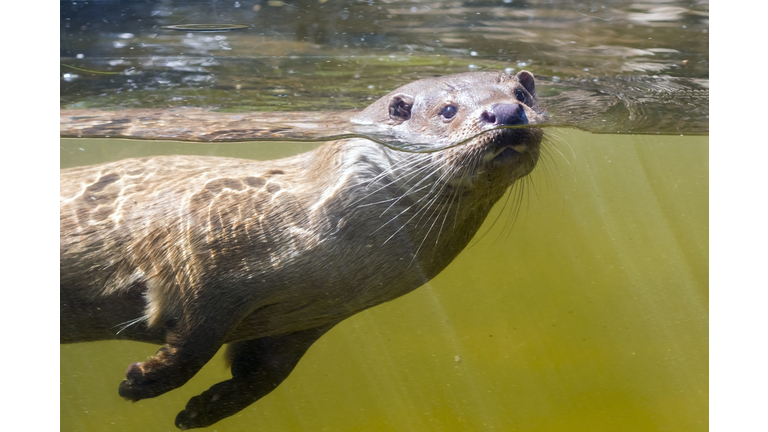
60;71;544;429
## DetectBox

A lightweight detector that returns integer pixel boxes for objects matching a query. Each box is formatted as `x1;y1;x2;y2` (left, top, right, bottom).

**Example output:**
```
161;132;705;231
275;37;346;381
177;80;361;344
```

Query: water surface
61;0;708;136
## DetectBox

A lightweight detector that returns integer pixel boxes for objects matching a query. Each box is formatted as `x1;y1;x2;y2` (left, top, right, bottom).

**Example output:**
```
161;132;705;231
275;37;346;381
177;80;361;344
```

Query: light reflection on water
61;0;708;136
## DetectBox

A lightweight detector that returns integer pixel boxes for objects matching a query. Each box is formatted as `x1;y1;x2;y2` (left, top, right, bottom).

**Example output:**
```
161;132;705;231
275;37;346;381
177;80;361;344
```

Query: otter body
60;71;544;429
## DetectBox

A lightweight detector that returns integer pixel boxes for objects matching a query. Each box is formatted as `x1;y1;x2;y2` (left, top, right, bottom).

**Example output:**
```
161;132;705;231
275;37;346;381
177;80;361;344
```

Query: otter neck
347;145;507;277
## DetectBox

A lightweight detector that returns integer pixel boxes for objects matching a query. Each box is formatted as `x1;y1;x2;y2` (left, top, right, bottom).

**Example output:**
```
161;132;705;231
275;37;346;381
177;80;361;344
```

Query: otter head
352;71;544;189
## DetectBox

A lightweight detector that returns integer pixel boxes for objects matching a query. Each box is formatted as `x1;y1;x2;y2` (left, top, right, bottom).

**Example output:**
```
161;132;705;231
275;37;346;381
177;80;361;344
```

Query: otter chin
60;70;544;429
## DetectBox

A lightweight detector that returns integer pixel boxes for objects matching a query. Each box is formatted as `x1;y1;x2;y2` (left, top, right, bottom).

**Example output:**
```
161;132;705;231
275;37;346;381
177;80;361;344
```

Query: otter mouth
491;146;523;165
482;127;539;166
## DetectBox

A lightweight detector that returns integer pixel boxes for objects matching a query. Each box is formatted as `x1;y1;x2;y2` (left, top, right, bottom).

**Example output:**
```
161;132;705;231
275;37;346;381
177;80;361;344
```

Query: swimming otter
60;70;544;429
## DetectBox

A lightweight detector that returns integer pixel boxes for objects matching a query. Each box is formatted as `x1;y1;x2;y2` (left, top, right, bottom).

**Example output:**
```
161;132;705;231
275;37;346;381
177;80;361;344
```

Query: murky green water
61;130;707;431
61;0;708;430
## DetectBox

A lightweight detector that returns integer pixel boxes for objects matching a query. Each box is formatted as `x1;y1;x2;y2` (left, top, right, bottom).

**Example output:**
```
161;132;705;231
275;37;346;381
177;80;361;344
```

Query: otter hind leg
174;325;334;430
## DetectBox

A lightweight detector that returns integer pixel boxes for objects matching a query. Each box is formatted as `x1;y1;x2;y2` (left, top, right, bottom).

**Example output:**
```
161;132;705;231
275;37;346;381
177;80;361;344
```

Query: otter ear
388;94;414;123
516;71;536;95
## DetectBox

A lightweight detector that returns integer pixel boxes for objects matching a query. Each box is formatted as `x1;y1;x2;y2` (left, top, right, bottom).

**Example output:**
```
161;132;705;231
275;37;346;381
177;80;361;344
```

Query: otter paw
118;362;176;401
175;393;221;430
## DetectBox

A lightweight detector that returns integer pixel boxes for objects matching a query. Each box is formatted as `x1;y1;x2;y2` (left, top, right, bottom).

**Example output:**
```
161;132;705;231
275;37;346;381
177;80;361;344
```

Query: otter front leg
118;305;247;401
174;325;334;430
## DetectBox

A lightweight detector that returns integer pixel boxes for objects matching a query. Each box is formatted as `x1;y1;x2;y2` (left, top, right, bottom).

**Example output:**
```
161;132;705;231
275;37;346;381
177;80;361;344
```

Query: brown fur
60;71;544;429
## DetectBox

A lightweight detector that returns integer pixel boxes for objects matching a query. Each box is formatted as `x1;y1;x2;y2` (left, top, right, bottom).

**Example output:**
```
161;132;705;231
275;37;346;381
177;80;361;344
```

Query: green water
60;129;707;431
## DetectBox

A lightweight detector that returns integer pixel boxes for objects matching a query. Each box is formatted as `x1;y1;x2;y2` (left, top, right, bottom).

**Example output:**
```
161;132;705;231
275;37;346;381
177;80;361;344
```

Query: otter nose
480;103;528;126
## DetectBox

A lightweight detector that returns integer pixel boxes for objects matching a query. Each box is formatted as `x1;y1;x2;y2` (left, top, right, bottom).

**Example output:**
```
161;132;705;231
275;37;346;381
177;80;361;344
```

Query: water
61;0;708;137
60;1;708;431
60;130;707;432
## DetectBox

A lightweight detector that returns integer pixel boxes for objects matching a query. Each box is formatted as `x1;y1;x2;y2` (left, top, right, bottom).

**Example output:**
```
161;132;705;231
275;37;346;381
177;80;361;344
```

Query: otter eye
515;89;527;103
440;105;458;119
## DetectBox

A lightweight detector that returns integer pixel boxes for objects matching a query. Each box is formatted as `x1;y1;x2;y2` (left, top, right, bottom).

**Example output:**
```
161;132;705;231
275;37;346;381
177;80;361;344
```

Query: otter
60;70;544;430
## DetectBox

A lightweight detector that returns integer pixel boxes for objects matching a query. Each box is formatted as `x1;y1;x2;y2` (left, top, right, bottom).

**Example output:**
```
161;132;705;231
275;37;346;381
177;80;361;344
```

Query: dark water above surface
61;0;708;137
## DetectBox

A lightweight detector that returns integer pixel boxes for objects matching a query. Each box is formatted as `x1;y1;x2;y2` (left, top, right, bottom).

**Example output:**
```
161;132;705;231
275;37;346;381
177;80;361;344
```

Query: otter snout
480;103;528;126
